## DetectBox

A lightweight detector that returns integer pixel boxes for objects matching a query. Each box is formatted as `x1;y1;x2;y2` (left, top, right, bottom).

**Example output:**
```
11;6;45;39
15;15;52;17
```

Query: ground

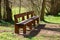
36;24;60;40
0;23;60;40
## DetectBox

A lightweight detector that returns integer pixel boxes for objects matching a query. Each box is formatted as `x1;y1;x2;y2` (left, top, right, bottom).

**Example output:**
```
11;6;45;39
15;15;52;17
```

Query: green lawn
45;15;60;24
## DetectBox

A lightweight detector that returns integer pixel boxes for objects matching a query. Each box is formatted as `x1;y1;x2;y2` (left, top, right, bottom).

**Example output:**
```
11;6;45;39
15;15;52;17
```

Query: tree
3;0;12;21
19;0;21;13
30;0;41;16
40;0;46;21
49;0;59;15
0;0;2;20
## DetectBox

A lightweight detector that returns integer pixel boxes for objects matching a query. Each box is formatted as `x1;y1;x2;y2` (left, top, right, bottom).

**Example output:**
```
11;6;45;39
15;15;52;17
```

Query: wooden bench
14;11;39;34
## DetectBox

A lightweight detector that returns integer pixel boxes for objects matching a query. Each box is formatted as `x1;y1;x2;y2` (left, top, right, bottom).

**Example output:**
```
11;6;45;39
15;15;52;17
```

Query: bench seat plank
16;16;39;25
31;16;39;20
16;19;33;25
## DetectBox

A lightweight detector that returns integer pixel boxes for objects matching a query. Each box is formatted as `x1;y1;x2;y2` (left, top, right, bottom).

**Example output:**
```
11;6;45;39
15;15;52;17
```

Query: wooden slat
27;11;34;15
27;14;29;19
14;15;18;23
22;16;25;21
16;18;33;25
14;12;27;18
31;13;33;17
27;11;34;18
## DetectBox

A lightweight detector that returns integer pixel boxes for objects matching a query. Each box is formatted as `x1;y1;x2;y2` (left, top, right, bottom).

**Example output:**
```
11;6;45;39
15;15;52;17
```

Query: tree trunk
3;0;12;21
19;0;21;13
50;0;58;15
40;0;45;21
0;0;2;20
3;0;6;20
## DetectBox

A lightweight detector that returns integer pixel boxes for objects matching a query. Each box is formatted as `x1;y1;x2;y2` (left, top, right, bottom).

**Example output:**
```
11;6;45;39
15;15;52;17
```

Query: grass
0;28;60;40
44;15;60;24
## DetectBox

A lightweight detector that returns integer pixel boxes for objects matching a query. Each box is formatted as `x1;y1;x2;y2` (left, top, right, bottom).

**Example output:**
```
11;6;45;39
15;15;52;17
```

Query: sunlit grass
0;32;20;40
0;31;60;40
0;26;14;31
45;15;60;23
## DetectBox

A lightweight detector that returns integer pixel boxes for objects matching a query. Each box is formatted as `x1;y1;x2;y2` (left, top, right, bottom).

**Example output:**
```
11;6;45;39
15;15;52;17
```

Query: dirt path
37;24;60;36
23;24;60;38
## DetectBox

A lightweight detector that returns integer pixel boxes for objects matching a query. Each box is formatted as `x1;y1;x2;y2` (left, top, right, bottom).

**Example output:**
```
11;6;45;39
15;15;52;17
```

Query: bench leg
23;25;26;34
33;20;36;26
28;23;32;30
15;25;19;34
29;24;32;30
37;18;39;24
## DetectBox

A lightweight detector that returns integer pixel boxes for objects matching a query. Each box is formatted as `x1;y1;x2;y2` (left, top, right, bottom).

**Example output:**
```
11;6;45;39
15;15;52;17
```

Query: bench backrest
14;11;34;23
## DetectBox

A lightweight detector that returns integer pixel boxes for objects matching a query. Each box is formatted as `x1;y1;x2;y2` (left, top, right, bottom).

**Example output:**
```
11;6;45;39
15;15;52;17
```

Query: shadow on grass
0;20;14;27
53;15;60;17
24;24;45;39
43;28;60;32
